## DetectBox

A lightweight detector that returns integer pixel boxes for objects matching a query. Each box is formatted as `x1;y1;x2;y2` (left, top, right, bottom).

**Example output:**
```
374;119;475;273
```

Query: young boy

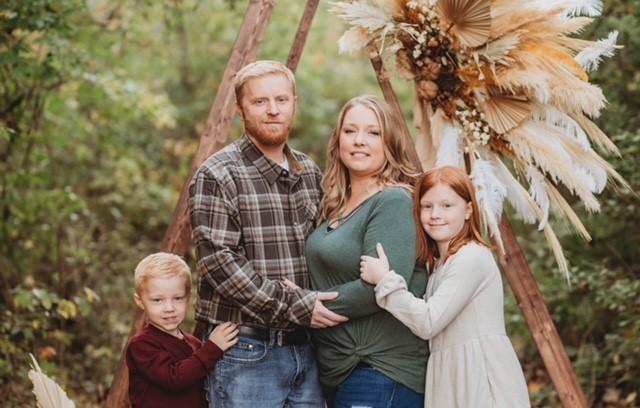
126;252;238;408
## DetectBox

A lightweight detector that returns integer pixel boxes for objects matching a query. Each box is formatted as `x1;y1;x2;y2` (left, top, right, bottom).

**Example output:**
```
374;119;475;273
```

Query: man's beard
244;120;292;147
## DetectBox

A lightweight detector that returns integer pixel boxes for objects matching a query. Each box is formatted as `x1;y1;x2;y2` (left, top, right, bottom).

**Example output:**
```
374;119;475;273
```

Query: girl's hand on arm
208;322;239;351
360;243;391;285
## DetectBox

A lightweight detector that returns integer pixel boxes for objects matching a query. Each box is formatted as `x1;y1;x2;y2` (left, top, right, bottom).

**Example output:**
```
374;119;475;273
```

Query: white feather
575;31;620;72
489;156;538;224
526;165;551;230
435;121;464;168
565;0;604;17
338;27;371;54
571;112;620;155
517;0;601;17
494;68;552;104
505;121;601;211
531;104;591;151
541;122;609;193
470;159;507;252
28;354;76;408
525;0;603;16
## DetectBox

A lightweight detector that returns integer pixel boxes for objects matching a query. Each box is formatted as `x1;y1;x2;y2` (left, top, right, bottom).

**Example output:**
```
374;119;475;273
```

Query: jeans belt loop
276;330;284;346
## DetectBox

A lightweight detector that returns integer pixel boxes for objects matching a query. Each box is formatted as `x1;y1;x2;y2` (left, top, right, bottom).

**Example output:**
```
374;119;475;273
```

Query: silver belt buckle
276;330;284;346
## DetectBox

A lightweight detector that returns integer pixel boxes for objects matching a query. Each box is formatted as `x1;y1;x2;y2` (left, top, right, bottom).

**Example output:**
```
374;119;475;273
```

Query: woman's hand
360;243;391;285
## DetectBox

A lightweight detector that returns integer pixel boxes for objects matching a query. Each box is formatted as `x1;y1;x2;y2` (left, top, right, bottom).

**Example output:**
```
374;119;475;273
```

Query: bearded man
188;60;347;408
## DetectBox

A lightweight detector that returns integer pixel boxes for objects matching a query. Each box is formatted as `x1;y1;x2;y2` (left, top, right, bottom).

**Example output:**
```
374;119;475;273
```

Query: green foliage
0;0;638;406
503;2;640;405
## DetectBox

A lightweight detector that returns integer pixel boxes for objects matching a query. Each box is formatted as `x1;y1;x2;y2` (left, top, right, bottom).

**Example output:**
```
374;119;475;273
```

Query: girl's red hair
414;166;489;271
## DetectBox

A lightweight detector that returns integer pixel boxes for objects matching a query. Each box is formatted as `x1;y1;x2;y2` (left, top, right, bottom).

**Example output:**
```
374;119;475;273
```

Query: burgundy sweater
126;324;223;408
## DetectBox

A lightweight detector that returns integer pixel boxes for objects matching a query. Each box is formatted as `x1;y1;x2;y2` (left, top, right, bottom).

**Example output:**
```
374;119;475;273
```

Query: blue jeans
204;329;324;408
324;367;424;408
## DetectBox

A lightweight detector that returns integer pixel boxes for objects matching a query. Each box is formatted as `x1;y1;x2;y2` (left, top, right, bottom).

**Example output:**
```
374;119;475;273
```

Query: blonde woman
289;95;428;407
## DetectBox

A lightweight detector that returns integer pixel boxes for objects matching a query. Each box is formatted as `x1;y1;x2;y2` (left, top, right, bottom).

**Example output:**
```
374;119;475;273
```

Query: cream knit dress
374;242;530;408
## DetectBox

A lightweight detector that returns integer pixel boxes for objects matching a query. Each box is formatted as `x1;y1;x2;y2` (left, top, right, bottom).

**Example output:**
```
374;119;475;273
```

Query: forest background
1;0;638;407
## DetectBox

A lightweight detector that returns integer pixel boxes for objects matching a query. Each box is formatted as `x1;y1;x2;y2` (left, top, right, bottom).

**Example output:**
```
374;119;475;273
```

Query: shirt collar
239;134;303;184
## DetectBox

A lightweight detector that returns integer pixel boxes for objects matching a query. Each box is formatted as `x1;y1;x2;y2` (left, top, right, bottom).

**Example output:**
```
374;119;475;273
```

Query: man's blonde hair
233;60;296;102
134;252;191;294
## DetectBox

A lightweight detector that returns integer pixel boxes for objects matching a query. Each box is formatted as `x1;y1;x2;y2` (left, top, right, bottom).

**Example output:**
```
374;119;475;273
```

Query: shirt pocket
296;201;318;237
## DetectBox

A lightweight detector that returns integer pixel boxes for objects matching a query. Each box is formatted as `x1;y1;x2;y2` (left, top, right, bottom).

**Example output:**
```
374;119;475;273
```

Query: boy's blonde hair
134;252;191;295
233;60;296;102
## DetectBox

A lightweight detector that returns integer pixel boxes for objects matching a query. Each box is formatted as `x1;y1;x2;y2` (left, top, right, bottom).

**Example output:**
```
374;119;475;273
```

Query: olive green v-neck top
306;187;428;393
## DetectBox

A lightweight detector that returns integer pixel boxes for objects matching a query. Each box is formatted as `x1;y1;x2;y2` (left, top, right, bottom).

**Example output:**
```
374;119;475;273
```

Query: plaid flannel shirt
188;135;323;330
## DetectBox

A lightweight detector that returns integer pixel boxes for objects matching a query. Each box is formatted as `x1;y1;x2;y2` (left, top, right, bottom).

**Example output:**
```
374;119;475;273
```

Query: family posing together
125;60;530;408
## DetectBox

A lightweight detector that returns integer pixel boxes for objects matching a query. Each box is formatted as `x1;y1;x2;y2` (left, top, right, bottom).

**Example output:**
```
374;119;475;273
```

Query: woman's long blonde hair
320;95;420;222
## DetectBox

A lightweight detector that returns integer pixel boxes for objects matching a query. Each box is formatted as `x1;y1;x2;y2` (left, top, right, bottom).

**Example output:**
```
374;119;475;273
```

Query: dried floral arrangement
330;0;628;277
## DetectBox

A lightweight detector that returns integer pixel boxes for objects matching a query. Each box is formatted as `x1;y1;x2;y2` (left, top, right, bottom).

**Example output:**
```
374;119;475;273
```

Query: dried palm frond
329;1;392;31
437;0;491;47
331;0;625;277
490;8;557;39
28;354;76;408
479;94;533;133
475;33;520;69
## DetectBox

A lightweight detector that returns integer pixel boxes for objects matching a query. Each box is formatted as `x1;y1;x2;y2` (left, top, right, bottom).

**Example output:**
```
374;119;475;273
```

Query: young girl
360;166;530;408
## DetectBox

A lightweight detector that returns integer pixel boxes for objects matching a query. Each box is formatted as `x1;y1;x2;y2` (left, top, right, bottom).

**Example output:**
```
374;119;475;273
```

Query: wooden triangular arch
105;1;588;407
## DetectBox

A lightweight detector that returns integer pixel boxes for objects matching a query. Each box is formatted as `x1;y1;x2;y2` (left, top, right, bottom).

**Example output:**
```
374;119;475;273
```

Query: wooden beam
367;45;422;169
498;216;589;407
104;1;277;406
161;0;278;257
367;49;588;408
104;0;323;405
287;0;320;72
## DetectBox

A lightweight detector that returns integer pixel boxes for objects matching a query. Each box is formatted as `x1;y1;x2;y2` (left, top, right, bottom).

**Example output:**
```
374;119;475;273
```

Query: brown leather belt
211;323;310;346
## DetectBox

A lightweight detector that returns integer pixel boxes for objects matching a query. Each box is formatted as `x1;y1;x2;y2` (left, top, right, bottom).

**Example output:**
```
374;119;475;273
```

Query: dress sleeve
374;244;494;340
189;168;317;326
325;189;419;319
126;338;223;391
